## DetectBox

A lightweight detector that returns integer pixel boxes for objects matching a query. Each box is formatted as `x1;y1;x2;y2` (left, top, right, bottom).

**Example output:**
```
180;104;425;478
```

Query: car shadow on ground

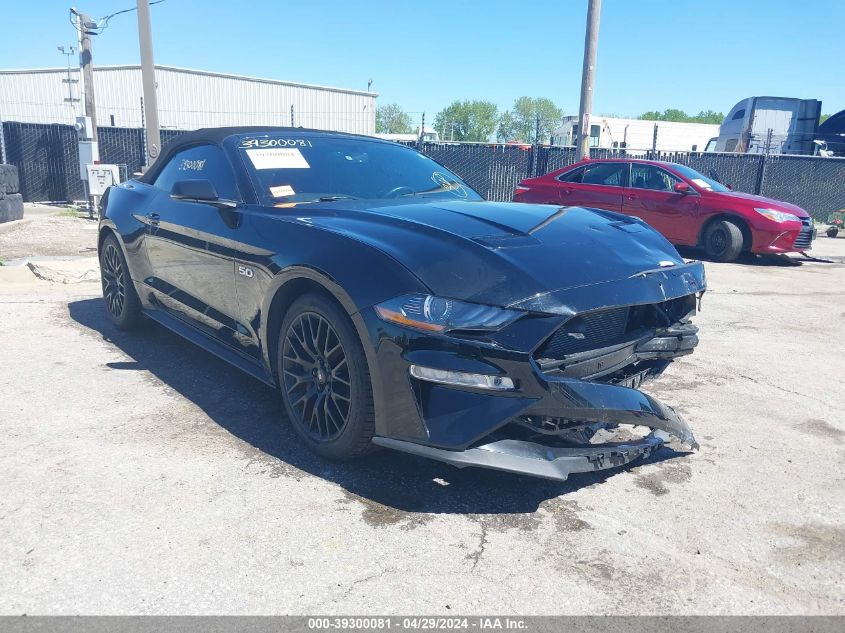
675;245;807;266
68;298;687;516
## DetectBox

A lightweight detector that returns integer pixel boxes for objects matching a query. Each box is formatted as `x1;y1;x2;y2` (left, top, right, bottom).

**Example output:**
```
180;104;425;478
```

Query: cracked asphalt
1;213;843;614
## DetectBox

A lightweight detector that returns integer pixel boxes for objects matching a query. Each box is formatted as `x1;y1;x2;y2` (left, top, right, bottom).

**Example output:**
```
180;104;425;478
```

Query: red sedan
514;159;814;262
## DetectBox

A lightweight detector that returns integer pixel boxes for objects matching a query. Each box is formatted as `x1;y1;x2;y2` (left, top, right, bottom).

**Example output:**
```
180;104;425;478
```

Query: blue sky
3;0;843;124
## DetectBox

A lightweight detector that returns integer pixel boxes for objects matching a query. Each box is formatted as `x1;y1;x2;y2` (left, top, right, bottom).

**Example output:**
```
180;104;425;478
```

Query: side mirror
674;181;692;194
170;179;237;209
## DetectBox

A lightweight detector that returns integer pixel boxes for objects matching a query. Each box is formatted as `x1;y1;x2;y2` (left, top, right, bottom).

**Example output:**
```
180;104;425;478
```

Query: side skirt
142;308;276;388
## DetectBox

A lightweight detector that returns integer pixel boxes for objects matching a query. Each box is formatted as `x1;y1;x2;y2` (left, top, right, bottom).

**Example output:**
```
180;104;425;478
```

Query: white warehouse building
0;65;377;135
552;116;719;152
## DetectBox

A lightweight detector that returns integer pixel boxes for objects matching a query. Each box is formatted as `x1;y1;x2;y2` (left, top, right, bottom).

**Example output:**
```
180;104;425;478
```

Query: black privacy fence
2;121;844;220
410;142;845;220
0;122;181;203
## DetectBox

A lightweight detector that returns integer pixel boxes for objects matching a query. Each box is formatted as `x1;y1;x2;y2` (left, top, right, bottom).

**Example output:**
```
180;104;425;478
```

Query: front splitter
373;432;672;481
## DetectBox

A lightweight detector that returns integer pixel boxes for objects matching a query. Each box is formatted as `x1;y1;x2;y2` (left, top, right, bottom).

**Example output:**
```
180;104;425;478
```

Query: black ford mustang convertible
98;127;706;481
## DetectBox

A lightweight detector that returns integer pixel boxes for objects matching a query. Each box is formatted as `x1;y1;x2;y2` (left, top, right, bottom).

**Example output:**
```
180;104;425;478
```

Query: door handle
146;212;160;225
627;194;638;200
562;187;573;194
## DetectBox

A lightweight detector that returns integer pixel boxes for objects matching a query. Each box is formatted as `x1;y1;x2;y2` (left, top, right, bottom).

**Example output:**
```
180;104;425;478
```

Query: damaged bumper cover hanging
373;375;699;482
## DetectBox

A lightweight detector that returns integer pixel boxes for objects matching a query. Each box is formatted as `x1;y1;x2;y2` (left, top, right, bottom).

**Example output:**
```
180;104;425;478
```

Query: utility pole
71;11;86;125
137;0;161;168
575;0;601;161
74;9;98;142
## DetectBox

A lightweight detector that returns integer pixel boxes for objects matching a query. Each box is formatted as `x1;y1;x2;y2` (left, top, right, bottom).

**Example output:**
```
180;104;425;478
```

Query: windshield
236;135;481;204
670;164;731;192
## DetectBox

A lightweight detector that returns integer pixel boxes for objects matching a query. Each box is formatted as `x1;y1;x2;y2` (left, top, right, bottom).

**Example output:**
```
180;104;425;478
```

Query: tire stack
0;164;23;224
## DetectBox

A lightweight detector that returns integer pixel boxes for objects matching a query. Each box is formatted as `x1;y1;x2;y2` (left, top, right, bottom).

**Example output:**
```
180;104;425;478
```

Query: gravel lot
0;209;98;260
1;214;843;615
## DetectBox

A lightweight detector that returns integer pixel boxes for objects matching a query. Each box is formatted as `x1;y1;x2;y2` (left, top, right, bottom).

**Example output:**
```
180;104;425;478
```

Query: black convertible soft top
139;126;390;184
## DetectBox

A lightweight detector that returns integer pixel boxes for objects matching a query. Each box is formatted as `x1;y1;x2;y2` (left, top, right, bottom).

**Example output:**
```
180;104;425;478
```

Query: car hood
289;199;702;312
706;190;809;217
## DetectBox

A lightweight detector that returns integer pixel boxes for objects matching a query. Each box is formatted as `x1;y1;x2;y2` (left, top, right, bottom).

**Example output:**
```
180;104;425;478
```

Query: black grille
794;218;814;249
536;307;630;360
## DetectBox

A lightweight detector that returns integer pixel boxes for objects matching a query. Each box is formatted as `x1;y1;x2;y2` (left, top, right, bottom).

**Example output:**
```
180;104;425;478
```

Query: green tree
638;109;724;124
660;108;689;123
376;103;412;134
496;97;564;143
434;100;499;142
820;113;831;125
691;110;725;124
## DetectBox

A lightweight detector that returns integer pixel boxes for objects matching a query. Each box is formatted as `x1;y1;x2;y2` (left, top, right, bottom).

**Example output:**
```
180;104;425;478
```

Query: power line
69;1;166;36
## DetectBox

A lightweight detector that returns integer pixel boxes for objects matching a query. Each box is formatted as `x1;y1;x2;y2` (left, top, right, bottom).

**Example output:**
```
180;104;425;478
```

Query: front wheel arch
277;292;376;459
260;266;386;435
265;275;349;384
261;268;387;437
698;214;751;252
97;225;117;256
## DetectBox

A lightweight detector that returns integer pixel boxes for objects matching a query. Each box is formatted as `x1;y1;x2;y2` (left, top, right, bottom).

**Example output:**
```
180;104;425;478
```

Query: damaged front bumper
374;375;697;481
364;261;706;481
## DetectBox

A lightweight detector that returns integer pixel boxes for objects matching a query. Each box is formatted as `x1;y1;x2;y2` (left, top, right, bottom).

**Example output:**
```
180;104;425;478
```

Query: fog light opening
409;364;515;391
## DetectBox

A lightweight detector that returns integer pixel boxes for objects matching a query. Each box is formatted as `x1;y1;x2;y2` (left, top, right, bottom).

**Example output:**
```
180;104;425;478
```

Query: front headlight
754;208;800;223
375;294;523;333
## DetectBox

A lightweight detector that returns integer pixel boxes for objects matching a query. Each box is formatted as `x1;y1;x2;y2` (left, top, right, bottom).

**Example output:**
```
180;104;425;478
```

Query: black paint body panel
99;128;706;476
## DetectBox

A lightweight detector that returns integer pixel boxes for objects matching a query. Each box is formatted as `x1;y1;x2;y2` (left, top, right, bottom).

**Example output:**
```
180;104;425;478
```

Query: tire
704;219;744;262
277;292;375;460
826;227;839;238
99;233;143;330
0;165;19;195
0;193;23;223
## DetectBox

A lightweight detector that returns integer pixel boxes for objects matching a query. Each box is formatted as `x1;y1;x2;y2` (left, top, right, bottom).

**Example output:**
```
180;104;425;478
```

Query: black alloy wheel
99;234;143;330
101;242;126;317
277;293;375;460
282;312;352;441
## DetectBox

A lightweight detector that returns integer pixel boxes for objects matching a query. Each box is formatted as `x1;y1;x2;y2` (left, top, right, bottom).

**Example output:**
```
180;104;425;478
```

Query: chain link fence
0;122;187;203
417;143;535;201
2;121;844;221
759;154;845;219
411;142;845;220
2;122;82;202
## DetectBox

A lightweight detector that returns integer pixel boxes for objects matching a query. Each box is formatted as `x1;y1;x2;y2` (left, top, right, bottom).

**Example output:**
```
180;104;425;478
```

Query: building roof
0;64;378;98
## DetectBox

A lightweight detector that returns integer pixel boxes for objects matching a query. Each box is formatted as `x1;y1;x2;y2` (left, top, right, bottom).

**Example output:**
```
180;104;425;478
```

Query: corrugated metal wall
0;65;376;134
552;117;719;152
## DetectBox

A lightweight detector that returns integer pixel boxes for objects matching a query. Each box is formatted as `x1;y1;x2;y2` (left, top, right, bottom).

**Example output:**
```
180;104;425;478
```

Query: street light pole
137;0;161;168
576;0;601;161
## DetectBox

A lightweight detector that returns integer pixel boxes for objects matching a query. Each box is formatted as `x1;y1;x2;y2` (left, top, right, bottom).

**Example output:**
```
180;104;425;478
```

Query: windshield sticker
691;178;712;190
179;158;206;171
432;171;468;199
246;148;310;170
270;185;295;198
240;138;313;149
